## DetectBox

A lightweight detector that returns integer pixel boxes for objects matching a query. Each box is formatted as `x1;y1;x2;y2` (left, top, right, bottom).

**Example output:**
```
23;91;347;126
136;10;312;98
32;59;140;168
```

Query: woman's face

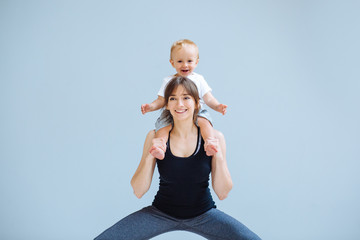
166;85;197;122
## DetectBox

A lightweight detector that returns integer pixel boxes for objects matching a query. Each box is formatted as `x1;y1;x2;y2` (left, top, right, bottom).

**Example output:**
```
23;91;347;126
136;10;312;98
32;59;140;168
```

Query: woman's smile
175;109;188;114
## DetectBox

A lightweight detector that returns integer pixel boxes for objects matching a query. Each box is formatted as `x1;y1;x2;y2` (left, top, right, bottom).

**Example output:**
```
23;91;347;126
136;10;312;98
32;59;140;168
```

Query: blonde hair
170;39;199;60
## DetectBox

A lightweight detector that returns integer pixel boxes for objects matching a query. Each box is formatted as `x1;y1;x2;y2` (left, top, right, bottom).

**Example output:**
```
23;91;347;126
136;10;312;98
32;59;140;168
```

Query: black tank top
152;127;216;219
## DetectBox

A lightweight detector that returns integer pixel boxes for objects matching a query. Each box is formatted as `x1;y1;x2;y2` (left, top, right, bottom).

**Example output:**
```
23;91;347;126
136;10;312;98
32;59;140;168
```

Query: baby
141;39;227;159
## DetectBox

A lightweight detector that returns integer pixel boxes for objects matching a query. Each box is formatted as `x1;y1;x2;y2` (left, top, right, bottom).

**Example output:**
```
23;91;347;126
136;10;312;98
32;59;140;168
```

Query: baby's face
170;45;199;77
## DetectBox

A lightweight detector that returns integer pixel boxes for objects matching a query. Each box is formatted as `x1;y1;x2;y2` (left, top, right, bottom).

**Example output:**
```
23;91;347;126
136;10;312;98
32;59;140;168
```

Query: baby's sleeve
157;77;169;97
198;75;212;98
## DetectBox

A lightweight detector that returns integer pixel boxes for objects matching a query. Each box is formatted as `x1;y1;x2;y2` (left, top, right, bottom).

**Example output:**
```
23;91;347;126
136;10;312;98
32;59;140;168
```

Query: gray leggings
94;206;261;240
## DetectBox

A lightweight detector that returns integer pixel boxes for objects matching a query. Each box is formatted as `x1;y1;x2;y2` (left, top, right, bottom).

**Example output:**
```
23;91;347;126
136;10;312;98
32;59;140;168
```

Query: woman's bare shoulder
144;130;156;144
146;129;156;138
213;129;225;140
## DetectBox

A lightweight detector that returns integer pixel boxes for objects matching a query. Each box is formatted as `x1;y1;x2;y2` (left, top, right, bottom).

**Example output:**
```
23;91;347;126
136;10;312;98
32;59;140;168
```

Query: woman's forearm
130;130;156;198
211;131;233;200
212;156;233;200
131;154;156;198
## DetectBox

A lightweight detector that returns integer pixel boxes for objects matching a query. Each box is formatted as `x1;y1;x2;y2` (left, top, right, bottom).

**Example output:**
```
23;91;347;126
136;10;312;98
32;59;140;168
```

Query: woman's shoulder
146;130;156;138
213;129;224;140
144;130;156;144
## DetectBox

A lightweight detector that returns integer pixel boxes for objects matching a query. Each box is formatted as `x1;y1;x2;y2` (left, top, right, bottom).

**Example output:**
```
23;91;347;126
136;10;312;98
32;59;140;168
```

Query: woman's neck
171;120;197;138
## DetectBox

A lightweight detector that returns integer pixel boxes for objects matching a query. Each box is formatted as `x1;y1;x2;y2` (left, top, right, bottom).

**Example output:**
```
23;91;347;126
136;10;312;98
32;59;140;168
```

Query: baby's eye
188;60;193;63
177;60;182;63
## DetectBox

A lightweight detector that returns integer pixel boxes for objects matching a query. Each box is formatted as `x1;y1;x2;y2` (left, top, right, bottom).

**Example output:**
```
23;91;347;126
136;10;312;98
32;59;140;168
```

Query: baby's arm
203;92;227;115
141;96;165;114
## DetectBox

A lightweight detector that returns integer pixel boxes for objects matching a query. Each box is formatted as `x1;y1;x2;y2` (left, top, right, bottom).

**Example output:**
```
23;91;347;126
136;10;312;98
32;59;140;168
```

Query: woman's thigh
94;206;180;240
184;208;261;240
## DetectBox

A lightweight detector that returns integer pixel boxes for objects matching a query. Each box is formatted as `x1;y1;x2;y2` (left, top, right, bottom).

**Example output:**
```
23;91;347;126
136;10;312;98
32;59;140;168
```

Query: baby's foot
150;146;165;160
149;137;167;160
204;138;218;156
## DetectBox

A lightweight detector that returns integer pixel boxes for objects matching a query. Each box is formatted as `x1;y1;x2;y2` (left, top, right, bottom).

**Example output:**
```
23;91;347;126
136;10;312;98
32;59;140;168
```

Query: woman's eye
184;96;190;100
169;97;175;101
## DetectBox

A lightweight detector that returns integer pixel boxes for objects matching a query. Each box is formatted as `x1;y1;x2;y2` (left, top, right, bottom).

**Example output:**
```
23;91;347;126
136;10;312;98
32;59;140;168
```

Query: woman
95;76;261;240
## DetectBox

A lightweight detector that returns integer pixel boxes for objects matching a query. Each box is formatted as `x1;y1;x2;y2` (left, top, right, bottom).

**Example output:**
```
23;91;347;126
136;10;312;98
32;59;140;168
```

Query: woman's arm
130;130;157;198
211;130;233;200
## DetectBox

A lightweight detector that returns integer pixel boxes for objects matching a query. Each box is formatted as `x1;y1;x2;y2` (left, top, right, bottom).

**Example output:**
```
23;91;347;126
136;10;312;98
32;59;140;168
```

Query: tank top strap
194;127;202;155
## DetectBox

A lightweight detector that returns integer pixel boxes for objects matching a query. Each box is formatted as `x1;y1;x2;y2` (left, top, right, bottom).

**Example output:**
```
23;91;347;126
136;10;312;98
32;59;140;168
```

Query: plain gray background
1;0;359;239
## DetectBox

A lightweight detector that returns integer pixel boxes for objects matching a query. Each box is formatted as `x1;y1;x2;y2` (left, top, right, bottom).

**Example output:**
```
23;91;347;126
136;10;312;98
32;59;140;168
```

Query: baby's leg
149;124;172;160
197;117;218;156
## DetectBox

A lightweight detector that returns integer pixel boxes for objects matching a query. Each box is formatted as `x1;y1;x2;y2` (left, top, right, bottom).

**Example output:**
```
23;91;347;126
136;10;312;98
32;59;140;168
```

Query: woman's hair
170;39;199;60
161;76;200;124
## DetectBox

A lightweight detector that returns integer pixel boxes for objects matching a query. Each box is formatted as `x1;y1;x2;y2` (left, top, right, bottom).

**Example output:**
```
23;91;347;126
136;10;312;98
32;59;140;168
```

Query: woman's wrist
213;152;225;162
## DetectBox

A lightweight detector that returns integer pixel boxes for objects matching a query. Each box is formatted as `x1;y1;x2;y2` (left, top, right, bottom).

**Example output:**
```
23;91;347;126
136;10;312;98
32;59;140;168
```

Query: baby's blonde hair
170;39;199;60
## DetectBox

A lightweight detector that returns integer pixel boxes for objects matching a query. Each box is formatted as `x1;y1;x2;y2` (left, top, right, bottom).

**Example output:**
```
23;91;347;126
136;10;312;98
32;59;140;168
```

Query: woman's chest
169;137;197;158
157;156;211;182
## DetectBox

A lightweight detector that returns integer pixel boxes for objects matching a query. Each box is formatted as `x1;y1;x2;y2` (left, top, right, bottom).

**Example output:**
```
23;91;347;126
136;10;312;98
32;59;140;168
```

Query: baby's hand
141;104;151;115
217;104;228;115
